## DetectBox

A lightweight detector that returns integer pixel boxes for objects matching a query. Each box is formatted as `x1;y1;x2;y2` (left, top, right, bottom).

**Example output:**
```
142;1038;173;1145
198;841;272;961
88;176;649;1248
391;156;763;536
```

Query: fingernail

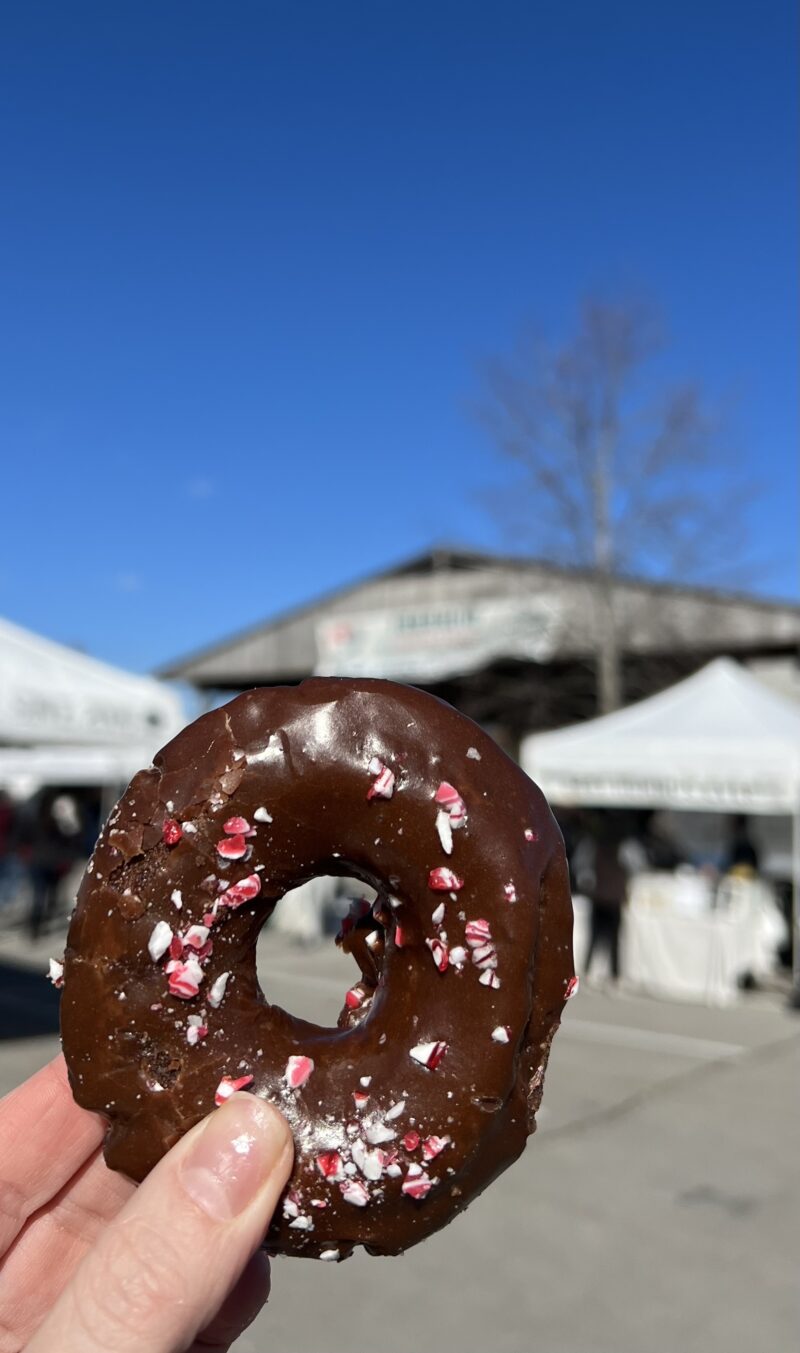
180;1093;287;1222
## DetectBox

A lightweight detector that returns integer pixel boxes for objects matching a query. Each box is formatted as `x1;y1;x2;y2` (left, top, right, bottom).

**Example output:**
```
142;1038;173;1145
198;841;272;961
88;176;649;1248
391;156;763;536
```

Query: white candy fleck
492;1025;510;1043
254;806;273;823
208;971;231;1008
385;1100;406;1121
171;889;183;909
435;810;453;856
148;921;173;962
320;1248;340;1261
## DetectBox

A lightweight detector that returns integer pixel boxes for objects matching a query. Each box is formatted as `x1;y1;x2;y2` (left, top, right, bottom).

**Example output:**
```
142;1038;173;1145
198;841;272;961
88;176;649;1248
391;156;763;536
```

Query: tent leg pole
790;809;800;1011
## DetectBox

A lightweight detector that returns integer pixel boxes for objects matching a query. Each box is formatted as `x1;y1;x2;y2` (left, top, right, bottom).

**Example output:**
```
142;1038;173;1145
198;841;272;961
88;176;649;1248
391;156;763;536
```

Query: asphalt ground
0;926;796;1353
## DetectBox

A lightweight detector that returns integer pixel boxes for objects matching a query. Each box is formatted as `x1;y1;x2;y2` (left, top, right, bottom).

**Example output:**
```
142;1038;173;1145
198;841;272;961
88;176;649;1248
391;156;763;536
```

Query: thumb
28;1093;293;1353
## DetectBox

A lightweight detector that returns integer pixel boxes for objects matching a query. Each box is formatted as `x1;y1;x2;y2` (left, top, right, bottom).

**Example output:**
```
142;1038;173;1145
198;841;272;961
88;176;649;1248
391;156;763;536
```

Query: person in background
724;814;760;874
28;792;83;940
574;812;630;986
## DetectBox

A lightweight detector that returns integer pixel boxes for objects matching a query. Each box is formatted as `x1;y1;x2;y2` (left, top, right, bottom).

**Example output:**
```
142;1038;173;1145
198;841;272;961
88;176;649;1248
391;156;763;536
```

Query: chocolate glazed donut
61;679;575;1261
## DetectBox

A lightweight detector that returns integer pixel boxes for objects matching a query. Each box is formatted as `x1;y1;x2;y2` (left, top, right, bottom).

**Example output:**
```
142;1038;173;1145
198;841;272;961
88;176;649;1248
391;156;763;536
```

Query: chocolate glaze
61;679;574;1260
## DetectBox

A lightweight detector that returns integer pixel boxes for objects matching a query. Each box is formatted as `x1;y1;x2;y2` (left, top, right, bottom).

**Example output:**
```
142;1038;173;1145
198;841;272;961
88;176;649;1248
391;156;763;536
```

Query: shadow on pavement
0;962;60;1040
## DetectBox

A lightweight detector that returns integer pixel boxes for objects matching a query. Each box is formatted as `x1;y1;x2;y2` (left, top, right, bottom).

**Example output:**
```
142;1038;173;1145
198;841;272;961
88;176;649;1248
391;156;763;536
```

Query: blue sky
1;0;797;673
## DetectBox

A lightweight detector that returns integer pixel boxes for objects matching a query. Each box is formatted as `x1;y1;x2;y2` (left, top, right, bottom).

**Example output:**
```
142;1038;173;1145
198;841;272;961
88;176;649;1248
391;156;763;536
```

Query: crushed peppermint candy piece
282;1195;300;1219
479;969;501;989
466;746;481;760
428;867;464;892
449;945;467;967
289;1214;314;1231
385;1099;406;1121
394;923;407;948
170;889;183;909
402;1130;421;1151
351;1138;384;1181
166;954;205;999
162;818;183;846
435;809;453;856
219;873;262;908
359;1075;372;1088
524;827;538;842
285;1055;315;1089
565;974;580;1000
214;1073;254;1106
364;1120;397;1145
223;816;253;836
465;918;491;946
186;1016;208;1045
340;1178;370;1207
253;805;273;823
345;986;364;1010
504;882;518;903
320;1248;340;1261
47;957;64;988
491;1025;511;1043
316;1150;344;1180
182;924;210;951
425;936;449;973
366;757;395;800
216;834;247;860
207;971;231;1008
402;1167;434;1199
409;1040;448;1070
148;921;174;962
353;1091;369;1110
422;1134;451;1160
435;781;467;828
431;900;446;926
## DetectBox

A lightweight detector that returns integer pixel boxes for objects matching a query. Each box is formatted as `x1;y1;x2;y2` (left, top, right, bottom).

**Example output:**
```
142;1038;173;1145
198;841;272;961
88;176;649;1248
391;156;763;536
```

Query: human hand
0;1056;293;1352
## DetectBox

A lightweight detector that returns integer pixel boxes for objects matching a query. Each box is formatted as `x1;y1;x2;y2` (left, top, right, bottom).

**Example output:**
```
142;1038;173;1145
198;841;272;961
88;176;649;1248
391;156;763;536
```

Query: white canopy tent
0;615;184;797
521;658;800;987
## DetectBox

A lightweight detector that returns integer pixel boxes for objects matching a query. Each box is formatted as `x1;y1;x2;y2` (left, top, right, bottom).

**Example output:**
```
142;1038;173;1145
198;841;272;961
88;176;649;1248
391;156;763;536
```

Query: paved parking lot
1;929;797;1353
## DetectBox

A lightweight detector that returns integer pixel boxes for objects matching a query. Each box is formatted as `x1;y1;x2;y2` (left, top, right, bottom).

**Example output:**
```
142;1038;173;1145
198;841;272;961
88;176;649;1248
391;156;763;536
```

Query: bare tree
475;296;751;713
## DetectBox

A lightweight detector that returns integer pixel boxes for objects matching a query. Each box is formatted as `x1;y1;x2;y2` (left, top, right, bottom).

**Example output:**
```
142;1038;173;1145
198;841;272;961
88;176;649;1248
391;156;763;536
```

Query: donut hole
257;876;377;1029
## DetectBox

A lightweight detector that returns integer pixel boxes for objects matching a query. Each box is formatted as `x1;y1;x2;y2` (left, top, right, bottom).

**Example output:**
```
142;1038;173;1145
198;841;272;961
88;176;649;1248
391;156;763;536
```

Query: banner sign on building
314;596;561;681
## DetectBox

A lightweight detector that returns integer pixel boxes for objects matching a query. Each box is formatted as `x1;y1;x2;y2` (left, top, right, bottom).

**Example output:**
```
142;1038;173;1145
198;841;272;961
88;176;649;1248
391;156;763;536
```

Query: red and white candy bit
479;969;501;989
316;1150;344;1180
284;1055;315;1089
345;986;364;1010
353;1091;369;1110
216;834;247;860
401;1165;433;1199
435;781;467;828
223;815;254;837
524;827;538;842
504;882;518;903
182;924;210;951
565;974;580;1000
351;1139;385;1181
425;936;449;973
491;1025;511;1044
208;971;230;1008
340;1178;370;1207
428;867;464;892
464;918;491;946
402;1130;421;1152
214;1073;254;1106
166;954;204;999
47;957;64;988
409;1040;448;1070
422;1134;451;1161
162;818;183;846
186;1016;208;1046
394;923;407;948
366;757;395;800
148;921;173;962
219;873;262;909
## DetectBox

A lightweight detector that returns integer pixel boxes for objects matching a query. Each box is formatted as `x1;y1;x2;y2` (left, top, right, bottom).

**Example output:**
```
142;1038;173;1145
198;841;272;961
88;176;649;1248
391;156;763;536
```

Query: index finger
0;1056;106;1256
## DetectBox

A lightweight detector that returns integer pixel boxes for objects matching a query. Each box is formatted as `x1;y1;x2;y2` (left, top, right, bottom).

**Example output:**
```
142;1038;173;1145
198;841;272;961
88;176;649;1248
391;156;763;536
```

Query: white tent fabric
521;658;800;815
0;615;184;792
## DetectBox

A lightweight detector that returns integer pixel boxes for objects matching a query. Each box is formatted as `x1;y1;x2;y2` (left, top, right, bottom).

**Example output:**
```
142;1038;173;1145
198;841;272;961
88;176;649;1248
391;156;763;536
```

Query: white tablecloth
574;873;786;1007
